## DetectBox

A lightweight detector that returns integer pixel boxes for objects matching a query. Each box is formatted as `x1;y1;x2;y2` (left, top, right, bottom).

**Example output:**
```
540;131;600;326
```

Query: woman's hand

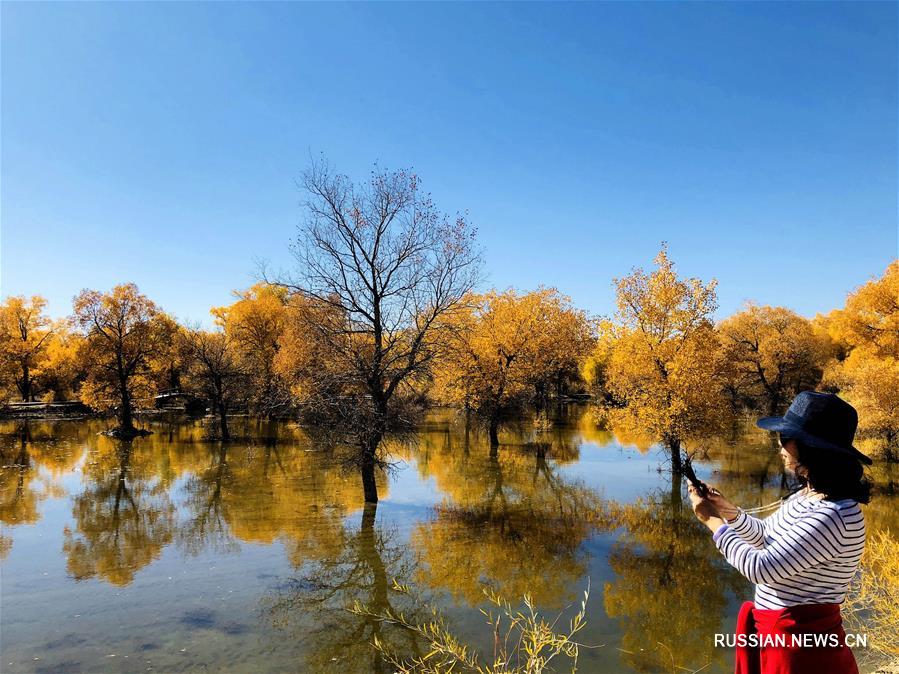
705;489;741;522
688;483;725;533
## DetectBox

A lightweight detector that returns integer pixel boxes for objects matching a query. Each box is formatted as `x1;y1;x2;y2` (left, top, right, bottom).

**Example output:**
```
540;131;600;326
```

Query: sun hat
756;391;872;465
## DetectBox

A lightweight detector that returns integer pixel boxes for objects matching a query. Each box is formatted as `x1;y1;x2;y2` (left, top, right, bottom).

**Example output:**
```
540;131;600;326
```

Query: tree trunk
767;394;781;416
361;440;379;504
359;501;388;674
119;376;134;432
670;464;683;512
489;415;500;447
668;436;683;474
20;363;31;402
463;408;471;456
217;400;230;441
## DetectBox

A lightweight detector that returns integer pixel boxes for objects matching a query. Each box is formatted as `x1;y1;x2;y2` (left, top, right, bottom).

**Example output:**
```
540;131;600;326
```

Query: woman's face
779;437;801;474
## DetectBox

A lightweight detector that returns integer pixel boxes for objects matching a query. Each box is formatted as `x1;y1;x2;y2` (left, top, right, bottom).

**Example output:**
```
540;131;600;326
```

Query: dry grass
348;580;598;674
844;529;899;668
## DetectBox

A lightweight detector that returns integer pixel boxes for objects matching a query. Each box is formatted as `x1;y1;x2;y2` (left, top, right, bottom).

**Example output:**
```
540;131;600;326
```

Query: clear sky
2;2;896;326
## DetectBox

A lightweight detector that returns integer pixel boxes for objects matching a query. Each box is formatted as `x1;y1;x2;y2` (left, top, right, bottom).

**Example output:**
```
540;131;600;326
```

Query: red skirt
734;601;859;674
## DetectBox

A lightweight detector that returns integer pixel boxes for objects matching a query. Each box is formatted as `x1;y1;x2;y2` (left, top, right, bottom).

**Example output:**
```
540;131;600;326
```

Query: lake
1;407;895;673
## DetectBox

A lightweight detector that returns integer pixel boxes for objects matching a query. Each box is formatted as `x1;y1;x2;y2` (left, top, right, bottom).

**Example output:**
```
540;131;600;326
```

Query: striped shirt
713;490;866;610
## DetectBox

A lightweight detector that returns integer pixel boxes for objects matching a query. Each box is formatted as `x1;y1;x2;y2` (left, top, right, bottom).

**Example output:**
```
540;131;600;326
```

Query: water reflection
63;438;176;586
1;422;80;560
267;504;421;674
604;474;747;673
411;429;609;605
0;410;896;673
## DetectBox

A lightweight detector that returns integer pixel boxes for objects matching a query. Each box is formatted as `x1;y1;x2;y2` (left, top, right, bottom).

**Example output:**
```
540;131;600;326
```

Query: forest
2;163;898;507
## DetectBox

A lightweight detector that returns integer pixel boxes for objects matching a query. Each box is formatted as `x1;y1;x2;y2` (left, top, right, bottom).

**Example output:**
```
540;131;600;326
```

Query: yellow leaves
0;295;54;401
614;244;718;341
844;529;899;659
212;283;293;412
829;260;899;359
72;284;169;414
603;247;725;448
40;322;85;401
818;261;899;449
717;303;828;415
826;351;899;450
431;288;594;413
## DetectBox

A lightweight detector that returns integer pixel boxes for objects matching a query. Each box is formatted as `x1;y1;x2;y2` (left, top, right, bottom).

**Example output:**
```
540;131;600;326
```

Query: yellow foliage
829;260;899;359
718;303;827;415
826;350;899;452
844;529;899;660
431;287;593;434
0;295;54;401
272;293;345;403
73;284;173;425
581;319;618;396
213;283;289;410
38;321;85;401
603;246;726;452
822;261;899;448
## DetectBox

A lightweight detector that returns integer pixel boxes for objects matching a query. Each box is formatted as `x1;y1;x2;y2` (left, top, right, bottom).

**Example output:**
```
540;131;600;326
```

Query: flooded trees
601;246;725;473
73;284;173;437
180;327;247;440
275;159;481;503
431;288;592;447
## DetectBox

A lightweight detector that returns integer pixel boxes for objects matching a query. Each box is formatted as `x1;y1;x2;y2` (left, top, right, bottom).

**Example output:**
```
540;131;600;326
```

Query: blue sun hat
756;391;873;465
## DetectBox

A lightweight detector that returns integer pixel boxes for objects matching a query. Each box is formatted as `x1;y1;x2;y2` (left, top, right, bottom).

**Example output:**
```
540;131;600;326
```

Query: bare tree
271;158;482;503
181;326;247;441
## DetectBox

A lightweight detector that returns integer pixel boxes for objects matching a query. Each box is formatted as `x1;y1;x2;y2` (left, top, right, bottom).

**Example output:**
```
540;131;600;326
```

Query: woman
689;391;872;674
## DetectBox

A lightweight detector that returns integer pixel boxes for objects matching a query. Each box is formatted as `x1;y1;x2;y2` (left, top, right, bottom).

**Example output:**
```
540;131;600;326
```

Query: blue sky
2;2;896;325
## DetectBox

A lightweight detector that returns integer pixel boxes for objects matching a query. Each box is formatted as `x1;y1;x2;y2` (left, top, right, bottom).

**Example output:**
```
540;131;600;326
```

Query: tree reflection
63;436;175;586
410;423;611;606
266;502;421;674
603;474;747;673
177;442;239;555
0;422;80;559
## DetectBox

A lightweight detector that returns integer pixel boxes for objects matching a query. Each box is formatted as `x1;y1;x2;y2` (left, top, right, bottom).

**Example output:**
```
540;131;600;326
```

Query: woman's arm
719;508;766;549
705;489;778;549
714;508;845;585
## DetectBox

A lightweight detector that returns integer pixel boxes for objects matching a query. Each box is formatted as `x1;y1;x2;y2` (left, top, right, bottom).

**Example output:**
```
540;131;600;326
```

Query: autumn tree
602;246;725;472
180;326;247;440
827;355;899;458
212;283;289;415
823;261;899;457
718;303;827;415
581;318;621;404
431;288;591;446
73;284;172;437
272;159;481;503
829;260;899;358
0;295;55;401
36;321;86;402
